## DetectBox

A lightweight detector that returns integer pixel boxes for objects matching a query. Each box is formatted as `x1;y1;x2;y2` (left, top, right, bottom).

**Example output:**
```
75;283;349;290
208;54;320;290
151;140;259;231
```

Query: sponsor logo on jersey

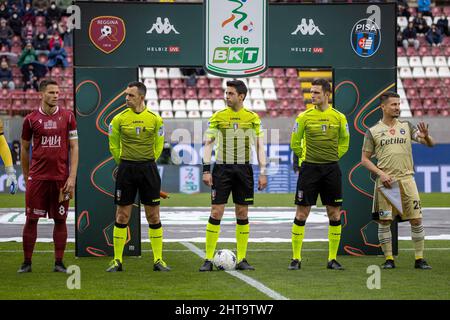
44;120;57;129
400;128;406;135
41;135;61;147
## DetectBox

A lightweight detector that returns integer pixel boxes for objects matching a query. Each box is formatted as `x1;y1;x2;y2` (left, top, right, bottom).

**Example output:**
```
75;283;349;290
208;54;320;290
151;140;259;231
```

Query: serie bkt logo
350;18;381;58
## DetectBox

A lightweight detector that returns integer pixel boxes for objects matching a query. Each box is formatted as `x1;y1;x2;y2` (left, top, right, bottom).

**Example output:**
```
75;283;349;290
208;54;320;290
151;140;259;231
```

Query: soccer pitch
1;192;449;300
0;241;449;300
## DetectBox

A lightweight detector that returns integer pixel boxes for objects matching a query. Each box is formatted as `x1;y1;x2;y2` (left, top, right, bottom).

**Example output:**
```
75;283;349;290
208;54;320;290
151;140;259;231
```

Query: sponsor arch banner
74;2;396;257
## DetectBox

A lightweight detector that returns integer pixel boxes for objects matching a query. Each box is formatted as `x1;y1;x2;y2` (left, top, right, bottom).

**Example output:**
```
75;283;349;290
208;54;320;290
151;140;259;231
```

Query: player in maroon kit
18;80;79;273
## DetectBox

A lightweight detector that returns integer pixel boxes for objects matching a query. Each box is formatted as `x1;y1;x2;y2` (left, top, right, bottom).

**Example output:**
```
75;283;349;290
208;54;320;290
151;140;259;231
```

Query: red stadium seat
198;88;210;99
196;77;209;88
272;68;285;78
170;78;184;89
275;78;287;88
397;47;405;57
276;88;289;99
406;88;419;98
185;88;197;99
209;78;222;88
285;68;298;78
409;99;423;116
402;78;415;88
171;88;184;99
422;98;436;115
158;88;170;99
211;88;223;99
156;79;169;88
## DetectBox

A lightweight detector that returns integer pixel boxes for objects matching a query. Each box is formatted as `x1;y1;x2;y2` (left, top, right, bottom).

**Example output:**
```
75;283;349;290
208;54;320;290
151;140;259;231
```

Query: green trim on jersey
206;106;263;164
291;106;350;164
108;108;164;163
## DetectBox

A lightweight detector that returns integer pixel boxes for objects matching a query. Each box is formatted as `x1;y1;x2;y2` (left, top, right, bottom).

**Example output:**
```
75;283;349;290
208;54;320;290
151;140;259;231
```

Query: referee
106;81;169;272
199;80;267;271
289;78;350;270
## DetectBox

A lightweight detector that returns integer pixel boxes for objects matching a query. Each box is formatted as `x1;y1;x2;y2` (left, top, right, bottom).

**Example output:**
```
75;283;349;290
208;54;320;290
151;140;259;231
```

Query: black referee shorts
212;164;254;205
114;160;161;206
295;162;343;207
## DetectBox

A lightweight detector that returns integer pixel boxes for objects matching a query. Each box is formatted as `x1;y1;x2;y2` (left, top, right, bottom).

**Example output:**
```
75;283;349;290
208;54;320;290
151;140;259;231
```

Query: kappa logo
146;17;180;34
291;19;324;36
89;16;126;54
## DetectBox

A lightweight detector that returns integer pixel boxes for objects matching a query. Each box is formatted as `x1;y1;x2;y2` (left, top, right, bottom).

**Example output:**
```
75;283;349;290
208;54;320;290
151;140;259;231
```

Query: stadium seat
266;100;277;111
409;57;422;67
186;99;199;111
285;68;298;78
435;56;447;67
146;100;159;111
438;67;450;78
425;67;439;78
275;78;287;88
398;57;409;67
211;88;224;99
263;89;277;100
419;88;430;98
272;68;285;78
422;98;437;116
250;89;264;100
406;47;417;56
261;78;275;90
155;68;169;79
287;78;299;89
174;111;187;118
421;56;434;67
432;7;442;17
209;78;222;88
402;78;415;88
188;110;201;118
171;88;184;99
158;88;171;99
199;99;213;111
400;67;413;79
431;46;442;56
198;88;210;99
412;67;425;78
252;99;266;112
159;100;173;111
213;99;225;111
196;77;209;88
145;89;158;100
157;79;170;88
172;99;186;111
248;78;261;89
168;68;182;79
144;78;157;89
170;78;185;89
202;110;213;118
161;111;174;118
406;88;419;98
397;47;405;57
142;67;155;78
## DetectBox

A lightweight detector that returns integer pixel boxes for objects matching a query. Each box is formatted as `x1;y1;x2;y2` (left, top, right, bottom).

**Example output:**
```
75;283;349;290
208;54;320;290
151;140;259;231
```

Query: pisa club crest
350;18;381;58
89;16;126;54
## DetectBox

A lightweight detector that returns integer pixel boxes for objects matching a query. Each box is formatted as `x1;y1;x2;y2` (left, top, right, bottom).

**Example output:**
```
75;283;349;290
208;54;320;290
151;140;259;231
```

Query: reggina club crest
89;16;126;54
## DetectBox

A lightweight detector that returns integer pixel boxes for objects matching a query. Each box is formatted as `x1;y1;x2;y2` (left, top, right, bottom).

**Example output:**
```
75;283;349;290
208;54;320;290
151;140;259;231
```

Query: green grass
1;241;449;300
0;192;448;208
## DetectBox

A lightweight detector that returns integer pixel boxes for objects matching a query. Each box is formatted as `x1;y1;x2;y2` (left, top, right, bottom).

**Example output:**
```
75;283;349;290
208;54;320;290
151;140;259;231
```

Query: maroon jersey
22;107;78;181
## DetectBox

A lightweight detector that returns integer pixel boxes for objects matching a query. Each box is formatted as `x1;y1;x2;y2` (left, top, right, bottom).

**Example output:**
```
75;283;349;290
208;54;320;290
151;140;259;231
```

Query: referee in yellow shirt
106;81;169;272
290;78;350;270
199;80;267;271
0;118;18;194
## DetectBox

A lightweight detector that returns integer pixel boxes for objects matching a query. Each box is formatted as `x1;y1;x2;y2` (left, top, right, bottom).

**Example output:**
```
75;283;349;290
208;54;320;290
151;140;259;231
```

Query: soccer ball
213;249;236;271
100;25;112;37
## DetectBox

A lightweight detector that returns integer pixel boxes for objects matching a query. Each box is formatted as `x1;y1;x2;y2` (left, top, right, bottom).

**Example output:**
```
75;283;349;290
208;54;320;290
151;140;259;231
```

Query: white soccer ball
213;249;237;271
100;25;112;37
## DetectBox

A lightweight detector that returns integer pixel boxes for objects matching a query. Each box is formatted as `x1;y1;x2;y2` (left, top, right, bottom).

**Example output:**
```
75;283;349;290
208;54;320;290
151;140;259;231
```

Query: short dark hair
311;78;332;93
380;91;400;104
226;80;248;100
39;79;58;92
128;81;147;97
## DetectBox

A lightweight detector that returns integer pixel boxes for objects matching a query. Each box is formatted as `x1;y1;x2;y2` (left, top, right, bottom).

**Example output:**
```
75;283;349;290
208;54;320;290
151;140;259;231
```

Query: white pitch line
180;241;289;301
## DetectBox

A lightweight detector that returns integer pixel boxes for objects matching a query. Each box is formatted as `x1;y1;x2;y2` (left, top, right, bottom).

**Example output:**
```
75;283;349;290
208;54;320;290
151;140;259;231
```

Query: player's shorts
26;179;69;220
115;160;161;206
295;162;343;207
372;176;422;222
211;164;254;205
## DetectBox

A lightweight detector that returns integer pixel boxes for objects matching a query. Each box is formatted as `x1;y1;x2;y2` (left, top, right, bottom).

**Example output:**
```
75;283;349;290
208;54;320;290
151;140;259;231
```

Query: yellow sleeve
206;112;218;140
253;114;264;138
290;113;306;159
338;113;350;158
0;135;13;167
108;115;121;164
154;115;164;160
